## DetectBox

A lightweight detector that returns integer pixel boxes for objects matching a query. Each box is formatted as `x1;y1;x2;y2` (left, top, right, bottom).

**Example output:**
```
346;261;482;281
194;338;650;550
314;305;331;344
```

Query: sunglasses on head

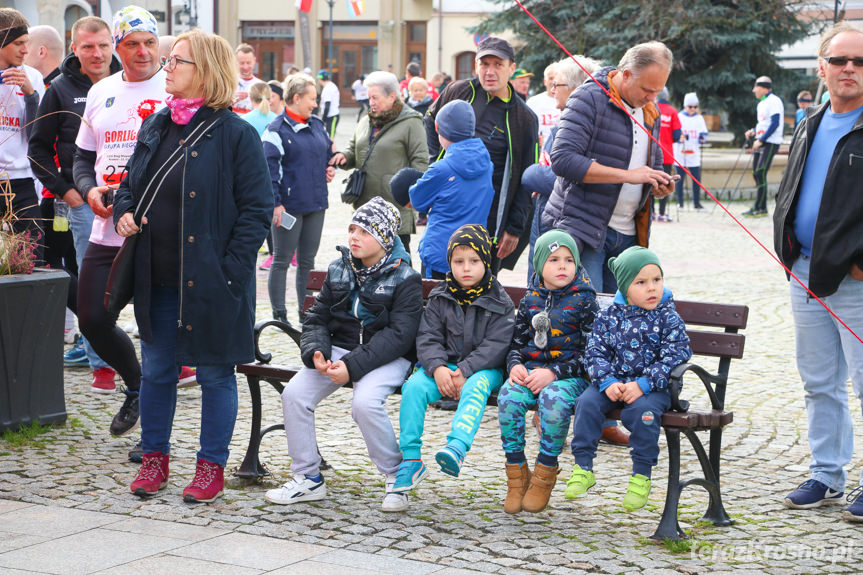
825;56;863;67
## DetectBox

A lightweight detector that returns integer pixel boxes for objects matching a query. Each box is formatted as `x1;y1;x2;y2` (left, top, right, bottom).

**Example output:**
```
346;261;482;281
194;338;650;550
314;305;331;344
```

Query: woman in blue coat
113;31;272;504
262;73;344;323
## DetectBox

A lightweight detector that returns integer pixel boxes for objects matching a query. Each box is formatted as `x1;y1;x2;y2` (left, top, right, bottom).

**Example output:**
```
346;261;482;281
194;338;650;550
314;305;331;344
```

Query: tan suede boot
521;462;560;513
504;462;532;514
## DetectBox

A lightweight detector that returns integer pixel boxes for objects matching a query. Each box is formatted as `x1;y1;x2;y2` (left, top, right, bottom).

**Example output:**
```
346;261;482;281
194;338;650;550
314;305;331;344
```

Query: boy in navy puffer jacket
498;230;598;514
567;246;691;511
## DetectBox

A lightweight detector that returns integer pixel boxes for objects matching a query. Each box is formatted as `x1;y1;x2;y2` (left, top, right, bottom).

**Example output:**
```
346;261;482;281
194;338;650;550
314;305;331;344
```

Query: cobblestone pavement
2;113;862;574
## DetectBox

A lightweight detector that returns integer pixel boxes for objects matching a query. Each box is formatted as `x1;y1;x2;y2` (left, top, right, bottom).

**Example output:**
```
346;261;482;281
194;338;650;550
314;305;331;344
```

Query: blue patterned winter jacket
506;266;599;380
586;288;692;394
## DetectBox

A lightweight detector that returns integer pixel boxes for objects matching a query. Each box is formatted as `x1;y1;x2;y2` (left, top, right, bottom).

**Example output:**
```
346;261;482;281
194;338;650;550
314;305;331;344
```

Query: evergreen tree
475;0;818;139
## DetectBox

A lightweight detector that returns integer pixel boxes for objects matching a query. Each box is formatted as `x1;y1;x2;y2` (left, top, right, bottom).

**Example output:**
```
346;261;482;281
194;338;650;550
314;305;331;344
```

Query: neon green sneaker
623;474;651;511
564;465;596;499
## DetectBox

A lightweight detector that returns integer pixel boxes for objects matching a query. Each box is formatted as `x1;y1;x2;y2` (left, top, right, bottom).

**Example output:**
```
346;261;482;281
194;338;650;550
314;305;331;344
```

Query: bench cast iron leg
653;428;686;540
235;375;269;479
697;427;733;526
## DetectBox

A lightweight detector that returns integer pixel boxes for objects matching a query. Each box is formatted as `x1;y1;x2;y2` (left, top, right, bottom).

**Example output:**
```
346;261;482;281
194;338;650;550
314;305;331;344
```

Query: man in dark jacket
773;22;863;523
425;36;539;272
29;16;122;396
543;41;676;294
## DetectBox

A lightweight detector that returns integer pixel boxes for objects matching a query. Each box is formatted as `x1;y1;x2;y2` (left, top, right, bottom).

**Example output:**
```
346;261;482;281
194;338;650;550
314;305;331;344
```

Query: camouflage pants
498;377;589;457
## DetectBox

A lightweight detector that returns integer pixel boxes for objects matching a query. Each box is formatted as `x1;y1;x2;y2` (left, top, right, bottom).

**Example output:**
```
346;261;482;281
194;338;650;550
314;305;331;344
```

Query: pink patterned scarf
165;95;205;125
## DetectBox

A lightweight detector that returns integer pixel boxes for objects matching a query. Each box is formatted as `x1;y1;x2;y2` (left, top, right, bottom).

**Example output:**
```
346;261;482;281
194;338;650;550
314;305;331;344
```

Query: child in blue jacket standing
409;100;495;279
567;246;692;510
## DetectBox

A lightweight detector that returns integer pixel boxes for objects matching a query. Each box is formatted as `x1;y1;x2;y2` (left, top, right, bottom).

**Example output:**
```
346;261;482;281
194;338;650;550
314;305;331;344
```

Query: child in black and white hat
266;196;423;513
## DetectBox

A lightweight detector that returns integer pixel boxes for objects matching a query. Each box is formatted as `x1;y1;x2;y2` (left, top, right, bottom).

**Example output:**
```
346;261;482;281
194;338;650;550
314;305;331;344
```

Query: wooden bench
236;270;747;540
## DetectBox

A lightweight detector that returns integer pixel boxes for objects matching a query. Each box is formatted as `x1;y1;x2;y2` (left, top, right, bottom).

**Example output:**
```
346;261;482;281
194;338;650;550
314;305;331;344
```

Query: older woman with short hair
339;71;428;253
113;29;272;503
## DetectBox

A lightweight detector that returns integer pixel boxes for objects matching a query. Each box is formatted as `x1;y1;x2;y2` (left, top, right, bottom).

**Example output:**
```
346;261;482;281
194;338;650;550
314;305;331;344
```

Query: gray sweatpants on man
281;346;409;477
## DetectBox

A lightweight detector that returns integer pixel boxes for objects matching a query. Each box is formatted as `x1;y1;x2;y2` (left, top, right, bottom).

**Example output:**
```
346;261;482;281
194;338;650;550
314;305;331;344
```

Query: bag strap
132;108;226;225
358;120;388;171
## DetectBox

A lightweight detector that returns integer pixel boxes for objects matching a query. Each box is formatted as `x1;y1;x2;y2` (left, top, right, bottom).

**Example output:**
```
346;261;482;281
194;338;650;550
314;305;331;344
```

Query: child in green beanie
566;246;692;511
497;229;598;514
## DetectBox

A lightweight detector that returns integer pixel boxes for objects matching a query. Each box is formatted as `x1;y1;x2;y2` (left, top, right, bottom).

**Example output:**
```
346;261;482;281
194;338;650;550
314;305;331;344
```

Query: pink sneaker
91;367;116;394
259;255;273;270
130;452;169;497
177;366;197;388
183;458;225;503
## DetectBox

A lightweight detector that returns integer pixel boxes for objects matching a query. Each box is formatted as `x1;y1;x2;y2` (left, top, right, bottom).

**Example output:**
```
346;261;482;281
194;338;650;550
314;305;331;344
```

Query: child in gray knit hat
266;195;423;513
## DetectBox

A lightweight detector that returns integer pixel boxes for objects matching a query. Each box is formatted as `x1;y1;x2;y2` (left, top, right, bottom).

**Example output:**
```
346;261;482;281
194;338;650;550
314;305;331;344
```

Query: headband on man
0;26;28;48
755;80;772;89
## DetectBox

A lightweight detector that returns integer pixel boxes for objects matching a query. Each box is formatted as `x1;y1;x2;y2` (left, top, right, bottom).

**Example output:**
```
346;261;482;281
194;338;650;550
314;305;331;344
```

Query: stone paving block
0;504;120;537
168;532;327;570
0;527;188;575
0;530;49;554
93;554;263;575
104;516;230;541
313;548;443;574
266;560;392;575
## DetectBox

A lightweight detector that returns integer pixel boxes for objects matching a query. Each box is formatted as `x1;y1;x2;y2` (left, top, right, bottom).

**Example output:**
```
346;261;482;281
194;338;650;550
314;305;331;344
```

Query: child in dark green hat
567;246;692;510
497;229;598;514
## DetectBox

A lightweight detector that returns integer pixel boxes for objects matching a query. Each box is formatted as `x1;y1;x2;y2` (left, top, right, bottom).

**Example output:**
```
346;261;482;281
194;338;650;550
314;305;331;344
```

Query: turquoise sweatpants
399;365;504;460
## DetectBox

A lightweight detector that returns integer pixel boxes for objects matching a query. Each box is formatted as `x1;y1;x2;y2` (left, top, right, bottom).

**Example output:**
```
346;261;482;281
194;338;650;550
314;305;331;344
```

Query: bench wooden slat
238;363;303;379
687;331;746;360
607;407;733;429
674;300;749;330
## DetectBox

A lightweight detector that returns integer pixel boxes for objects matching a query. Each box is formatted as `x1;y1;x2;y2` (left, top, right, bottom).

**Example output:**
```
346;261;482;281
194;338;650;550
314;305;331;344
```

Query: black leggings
77;242;141;390
40;198;78;313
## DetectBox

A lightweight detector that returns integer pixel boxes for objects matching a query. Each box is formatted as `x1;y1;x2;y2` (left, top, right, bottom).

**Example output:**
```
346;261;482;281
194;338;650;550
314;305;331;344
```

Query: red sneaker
130;452;169;497
183;458;224;503
91;367;116;394
177;366;197;388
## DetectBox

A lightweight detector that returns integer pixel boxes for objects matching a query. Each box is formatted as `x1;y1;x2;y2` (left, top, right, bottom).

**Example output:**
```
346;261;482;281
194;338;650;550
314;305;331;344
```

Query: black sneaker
110;392;140;437
128;440;143;463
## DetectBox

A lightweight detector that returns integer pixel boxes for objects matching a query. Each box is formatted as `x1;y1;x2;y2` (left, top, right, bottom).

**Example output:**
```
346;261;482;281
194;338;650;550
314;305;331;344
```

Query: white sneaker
63;329;80;344
382;475;409;512
265;475;326;505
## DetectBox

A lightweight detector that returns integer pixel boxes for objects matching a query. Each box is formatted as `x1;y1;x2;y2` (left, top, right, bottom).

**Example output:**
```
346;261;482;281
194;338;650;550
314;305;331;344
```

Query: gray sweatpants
281;346;409;477
267;209;326;319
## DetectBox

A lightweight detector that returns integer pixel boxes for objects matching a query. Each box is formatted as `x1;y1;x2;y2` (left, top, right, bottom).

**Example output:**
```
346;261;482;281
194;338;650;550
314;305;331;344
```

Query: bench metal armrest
253;319;302;364
669;362;725;412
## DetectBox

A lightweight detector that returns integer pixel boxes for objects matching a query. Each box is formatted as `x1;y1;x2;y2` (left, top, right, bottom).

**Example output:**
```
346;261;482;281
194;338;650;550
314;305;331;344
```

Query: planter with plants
1;188;69;432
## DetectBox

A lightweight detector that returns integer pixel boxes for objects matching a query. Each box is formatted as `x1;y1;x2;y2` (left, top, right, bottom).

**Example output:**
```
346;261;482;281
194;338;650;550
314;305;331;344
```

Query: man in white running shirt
233;43;263;114
72;5;168;435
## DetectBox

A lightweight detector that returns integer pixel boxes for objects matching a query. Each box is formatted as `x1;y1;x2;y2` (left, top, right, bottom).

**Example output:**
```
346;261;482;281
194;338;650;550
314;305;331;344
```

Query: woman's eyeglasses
162;55;196;71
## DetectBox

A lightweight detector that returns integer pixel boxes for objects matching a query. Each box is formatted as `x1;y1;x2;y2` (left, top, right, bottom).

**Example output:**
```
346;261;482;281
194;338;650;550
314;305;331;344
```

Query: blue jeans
399;365;504;460
140;287;238;467
68;202;107;370
571;384;671;478
675;165;702;208
579;227;637;294
790;256;863;492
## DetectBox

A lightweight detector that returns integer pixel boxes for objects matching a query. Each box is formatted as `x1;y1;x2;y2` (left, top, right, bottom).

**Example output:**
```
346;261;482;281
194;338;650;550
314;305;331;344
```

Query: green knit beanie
533;229;580;281
607;246;663;299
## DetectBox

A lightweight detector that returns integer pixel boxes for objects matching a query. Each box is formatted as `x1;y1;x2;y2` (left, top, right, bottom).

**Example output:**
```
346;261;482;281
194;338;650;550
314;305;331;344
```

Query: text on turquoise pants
399;365;504;460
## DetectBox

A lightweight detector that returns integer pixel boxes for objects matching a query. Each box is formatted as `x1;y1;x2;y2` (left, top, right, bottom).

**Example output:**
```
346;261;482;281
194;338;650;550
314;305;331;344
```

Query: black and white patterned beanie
351;197;401;252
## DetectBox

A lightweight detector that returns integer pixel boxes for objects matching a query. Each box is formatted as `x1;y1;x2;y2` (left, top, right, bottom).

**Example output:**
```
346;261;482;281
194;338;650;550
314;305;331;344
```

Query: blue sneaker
435;444;465;477
391;460;428;493
784;479;844;509
843;486;863;523
63;339;88;367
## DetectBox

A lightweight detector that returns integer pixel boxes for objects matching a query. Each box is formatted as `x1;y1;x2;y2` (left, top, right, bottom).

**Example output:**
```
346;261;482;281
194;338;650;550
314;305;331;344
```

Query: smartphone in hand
280;211;297;230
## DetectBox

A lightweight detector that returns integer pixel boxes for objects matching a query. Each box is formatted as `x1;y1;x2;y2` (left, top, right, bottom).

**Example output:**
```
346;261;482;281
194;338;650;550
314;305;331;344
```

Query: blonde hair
284;73;316;106
236;42;254;56
174;30;237;109
249;81;272;115
71;16;111;44
819;21;863;58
